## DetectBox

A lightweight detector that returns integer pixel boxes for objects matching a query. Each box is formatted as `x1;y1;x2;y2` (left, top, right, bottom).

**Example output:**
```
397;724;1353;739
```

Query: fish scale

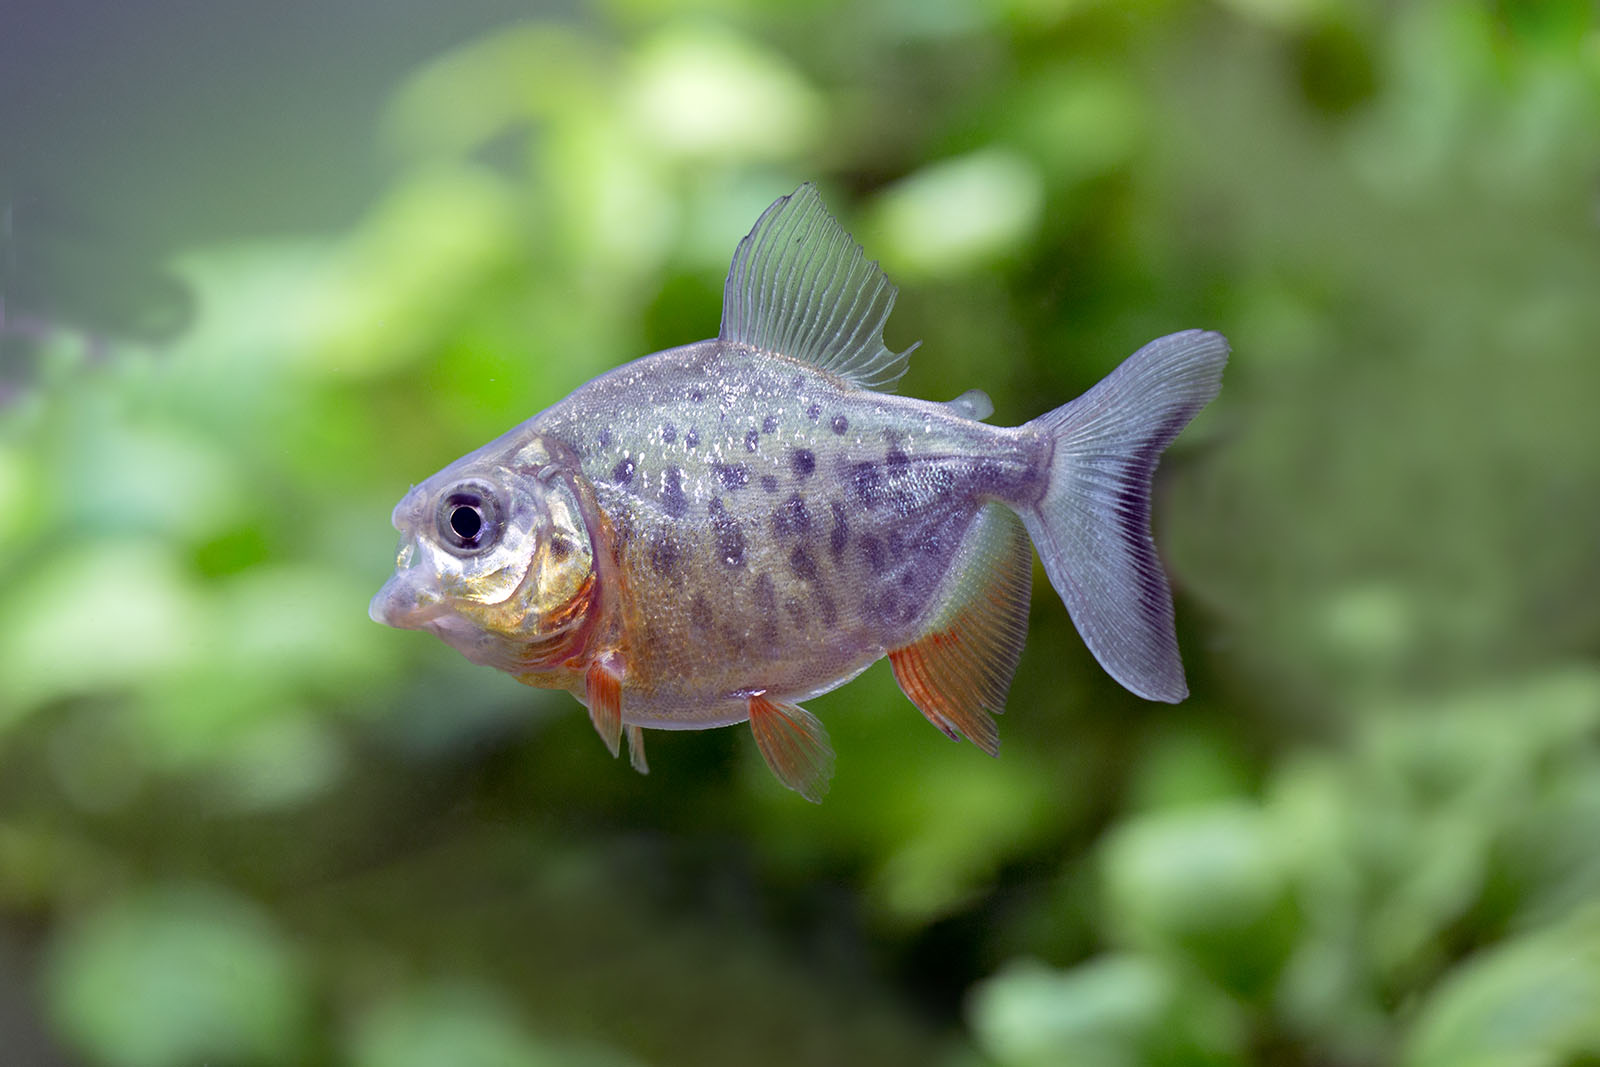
370;183;1228;801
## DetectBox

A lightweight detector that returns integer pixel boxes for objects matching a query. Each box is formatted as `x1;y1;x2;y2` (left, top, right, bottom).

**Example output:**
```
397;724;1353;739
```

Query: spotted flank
370;183;1228;801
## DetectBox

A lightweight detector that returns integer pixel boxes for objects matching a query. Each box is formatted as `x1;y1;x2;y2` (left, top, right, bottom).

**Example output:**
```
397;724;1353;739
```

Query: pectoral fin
888;503;1033;755
584;652;625;758
747;693;835;803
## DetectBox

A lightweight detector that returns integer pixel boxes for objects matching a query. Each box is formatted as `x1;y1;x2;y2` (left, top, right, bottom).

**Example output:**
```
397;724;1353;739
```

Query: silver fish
370;183;1227;800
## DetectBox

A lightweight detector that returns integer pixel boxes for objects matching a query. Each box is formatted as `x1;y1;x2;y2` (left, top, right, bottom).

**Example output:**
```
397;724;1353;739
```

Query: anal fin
584;652;624;758
747;694;835;803
888;503;1033;756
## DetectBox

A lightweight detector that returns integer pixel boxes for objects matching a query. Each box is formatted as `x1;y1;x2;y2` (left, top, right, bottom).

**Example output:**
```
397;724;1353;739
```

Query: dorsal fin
720;183;918;391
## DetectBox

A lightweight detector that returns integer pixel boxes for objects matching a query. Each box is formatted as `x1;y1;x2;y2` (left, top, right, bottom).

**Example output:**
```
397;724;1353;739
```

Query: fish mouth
368;572;449;629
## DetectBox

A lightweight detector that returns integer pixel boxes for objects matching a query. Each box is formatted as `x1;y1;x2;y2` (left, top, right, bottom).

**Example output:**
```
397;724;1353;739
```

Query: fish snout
368;570;445;629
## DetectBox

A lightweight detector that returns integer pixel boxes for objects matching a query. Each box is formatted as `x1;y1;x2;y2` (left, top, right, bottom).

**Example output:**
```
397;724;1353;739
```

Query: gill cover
370;436;596;671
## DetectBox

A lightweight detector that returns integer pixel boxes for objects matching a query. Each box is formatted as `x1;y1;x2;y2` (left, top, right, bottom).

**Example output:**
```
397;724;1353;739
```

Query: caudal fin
1020;330;1228;702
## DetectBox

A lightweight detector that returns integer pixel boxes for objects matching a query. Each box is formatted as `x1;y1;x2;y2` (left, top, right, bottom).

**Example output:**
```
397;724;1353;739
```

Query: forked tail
1019;330;1228;702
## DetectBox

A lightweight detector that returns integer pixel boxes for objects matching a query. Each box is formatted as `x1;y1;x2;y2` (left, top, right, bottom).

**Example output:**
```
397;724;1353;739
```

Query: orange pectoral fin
584;652;625;758
747;694;835;803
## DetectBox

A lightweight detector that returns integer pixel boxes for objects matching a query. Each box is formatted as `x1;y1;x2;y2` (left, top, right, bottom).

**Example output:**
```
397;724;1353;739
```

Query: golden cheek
534;569;596;635
522;545;594;618
454;542;593;638
439;522;540;606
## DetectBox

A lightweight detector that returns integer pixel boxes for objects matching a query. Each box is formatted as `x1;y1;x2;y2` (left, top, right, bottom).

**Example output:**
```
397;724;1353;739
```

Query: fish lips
368;571;447;630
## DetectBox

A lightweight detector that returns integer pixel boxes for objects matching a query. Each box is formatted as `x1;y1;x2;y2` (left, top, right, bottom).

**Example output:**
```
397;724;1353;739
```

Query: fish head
369;433;597;672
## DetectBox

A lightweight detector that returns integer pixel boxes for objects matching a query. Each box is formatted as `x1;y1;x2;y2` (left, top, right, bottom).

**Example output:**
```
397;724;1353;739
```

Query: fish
369;183;1227;801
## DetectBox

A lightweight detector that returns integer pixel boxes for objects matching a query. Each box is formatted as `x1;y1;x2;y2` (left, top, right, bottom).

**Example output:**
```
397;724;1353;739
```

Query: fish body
531;339;1045;725
371;184;1228;800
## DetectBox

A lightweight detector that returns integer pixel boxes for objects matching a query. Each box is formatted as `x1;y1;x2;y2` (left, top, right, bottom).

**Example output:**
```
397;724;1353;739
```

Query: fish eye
450;504;482;541
435;481;503;554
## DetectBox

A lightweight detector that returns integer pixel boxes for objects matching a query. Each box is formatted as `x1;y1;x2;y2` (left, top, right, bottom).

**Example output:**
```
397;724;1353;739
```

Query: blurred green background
4;1;1599;1064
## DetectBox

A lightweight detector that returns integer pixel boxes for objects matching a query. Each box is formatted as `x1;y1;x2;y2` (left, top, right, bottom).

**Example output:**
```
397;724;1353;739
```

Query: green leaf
1101;802;1299;999
45;885;309;1067
348;980;642;1067
969;955;1176;1067
1403;912;1600;1067
868;151;1045;278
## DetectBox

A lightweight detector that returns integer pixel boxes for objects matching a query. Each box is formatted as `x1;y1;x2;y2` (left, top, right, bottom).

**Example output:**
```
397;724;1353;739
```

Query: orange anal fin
584;653;624;758
747;694;835;803
625;725;649;775
889;638;1001;756
888;503;1032;757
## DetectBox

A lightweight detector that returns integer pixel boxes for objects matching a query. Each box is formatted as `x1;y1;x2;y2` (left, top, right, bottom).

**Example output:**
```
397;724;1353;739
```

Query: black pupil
449;504;483;542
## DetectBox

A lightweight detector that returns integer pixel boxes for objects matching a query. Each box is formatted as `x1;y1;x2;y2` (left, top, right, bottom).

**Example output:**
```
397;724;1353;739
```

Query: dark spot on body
900;566;916;588
649;535;679;577
612;457;635;485
549;536;570;561
828;502;849;559
762;413;778;434
755;573;779;646
887;527;913;558
714;462;750;491
886;446;909;466
850;462;881;505
789;545;819;582
709;500;745;568
784;597;805;627
889;519;944;561
691;595;714;631
744;429;760;453
806;402;821;421
816;591;838;629
772;494;811;538
859;534;887;574
685;427;700;449
688;387;705;402
761;475;779;493
661;423;676;443
597;428;612;449
885;589;917;625
661;467;688;518
831;415;848;435
791;449;815;477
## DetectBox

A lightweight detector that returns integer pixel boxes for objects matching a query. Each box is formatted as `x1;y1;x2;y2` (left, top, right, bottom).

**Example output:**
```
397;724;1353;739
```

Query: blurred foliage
3;0;1600;1064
